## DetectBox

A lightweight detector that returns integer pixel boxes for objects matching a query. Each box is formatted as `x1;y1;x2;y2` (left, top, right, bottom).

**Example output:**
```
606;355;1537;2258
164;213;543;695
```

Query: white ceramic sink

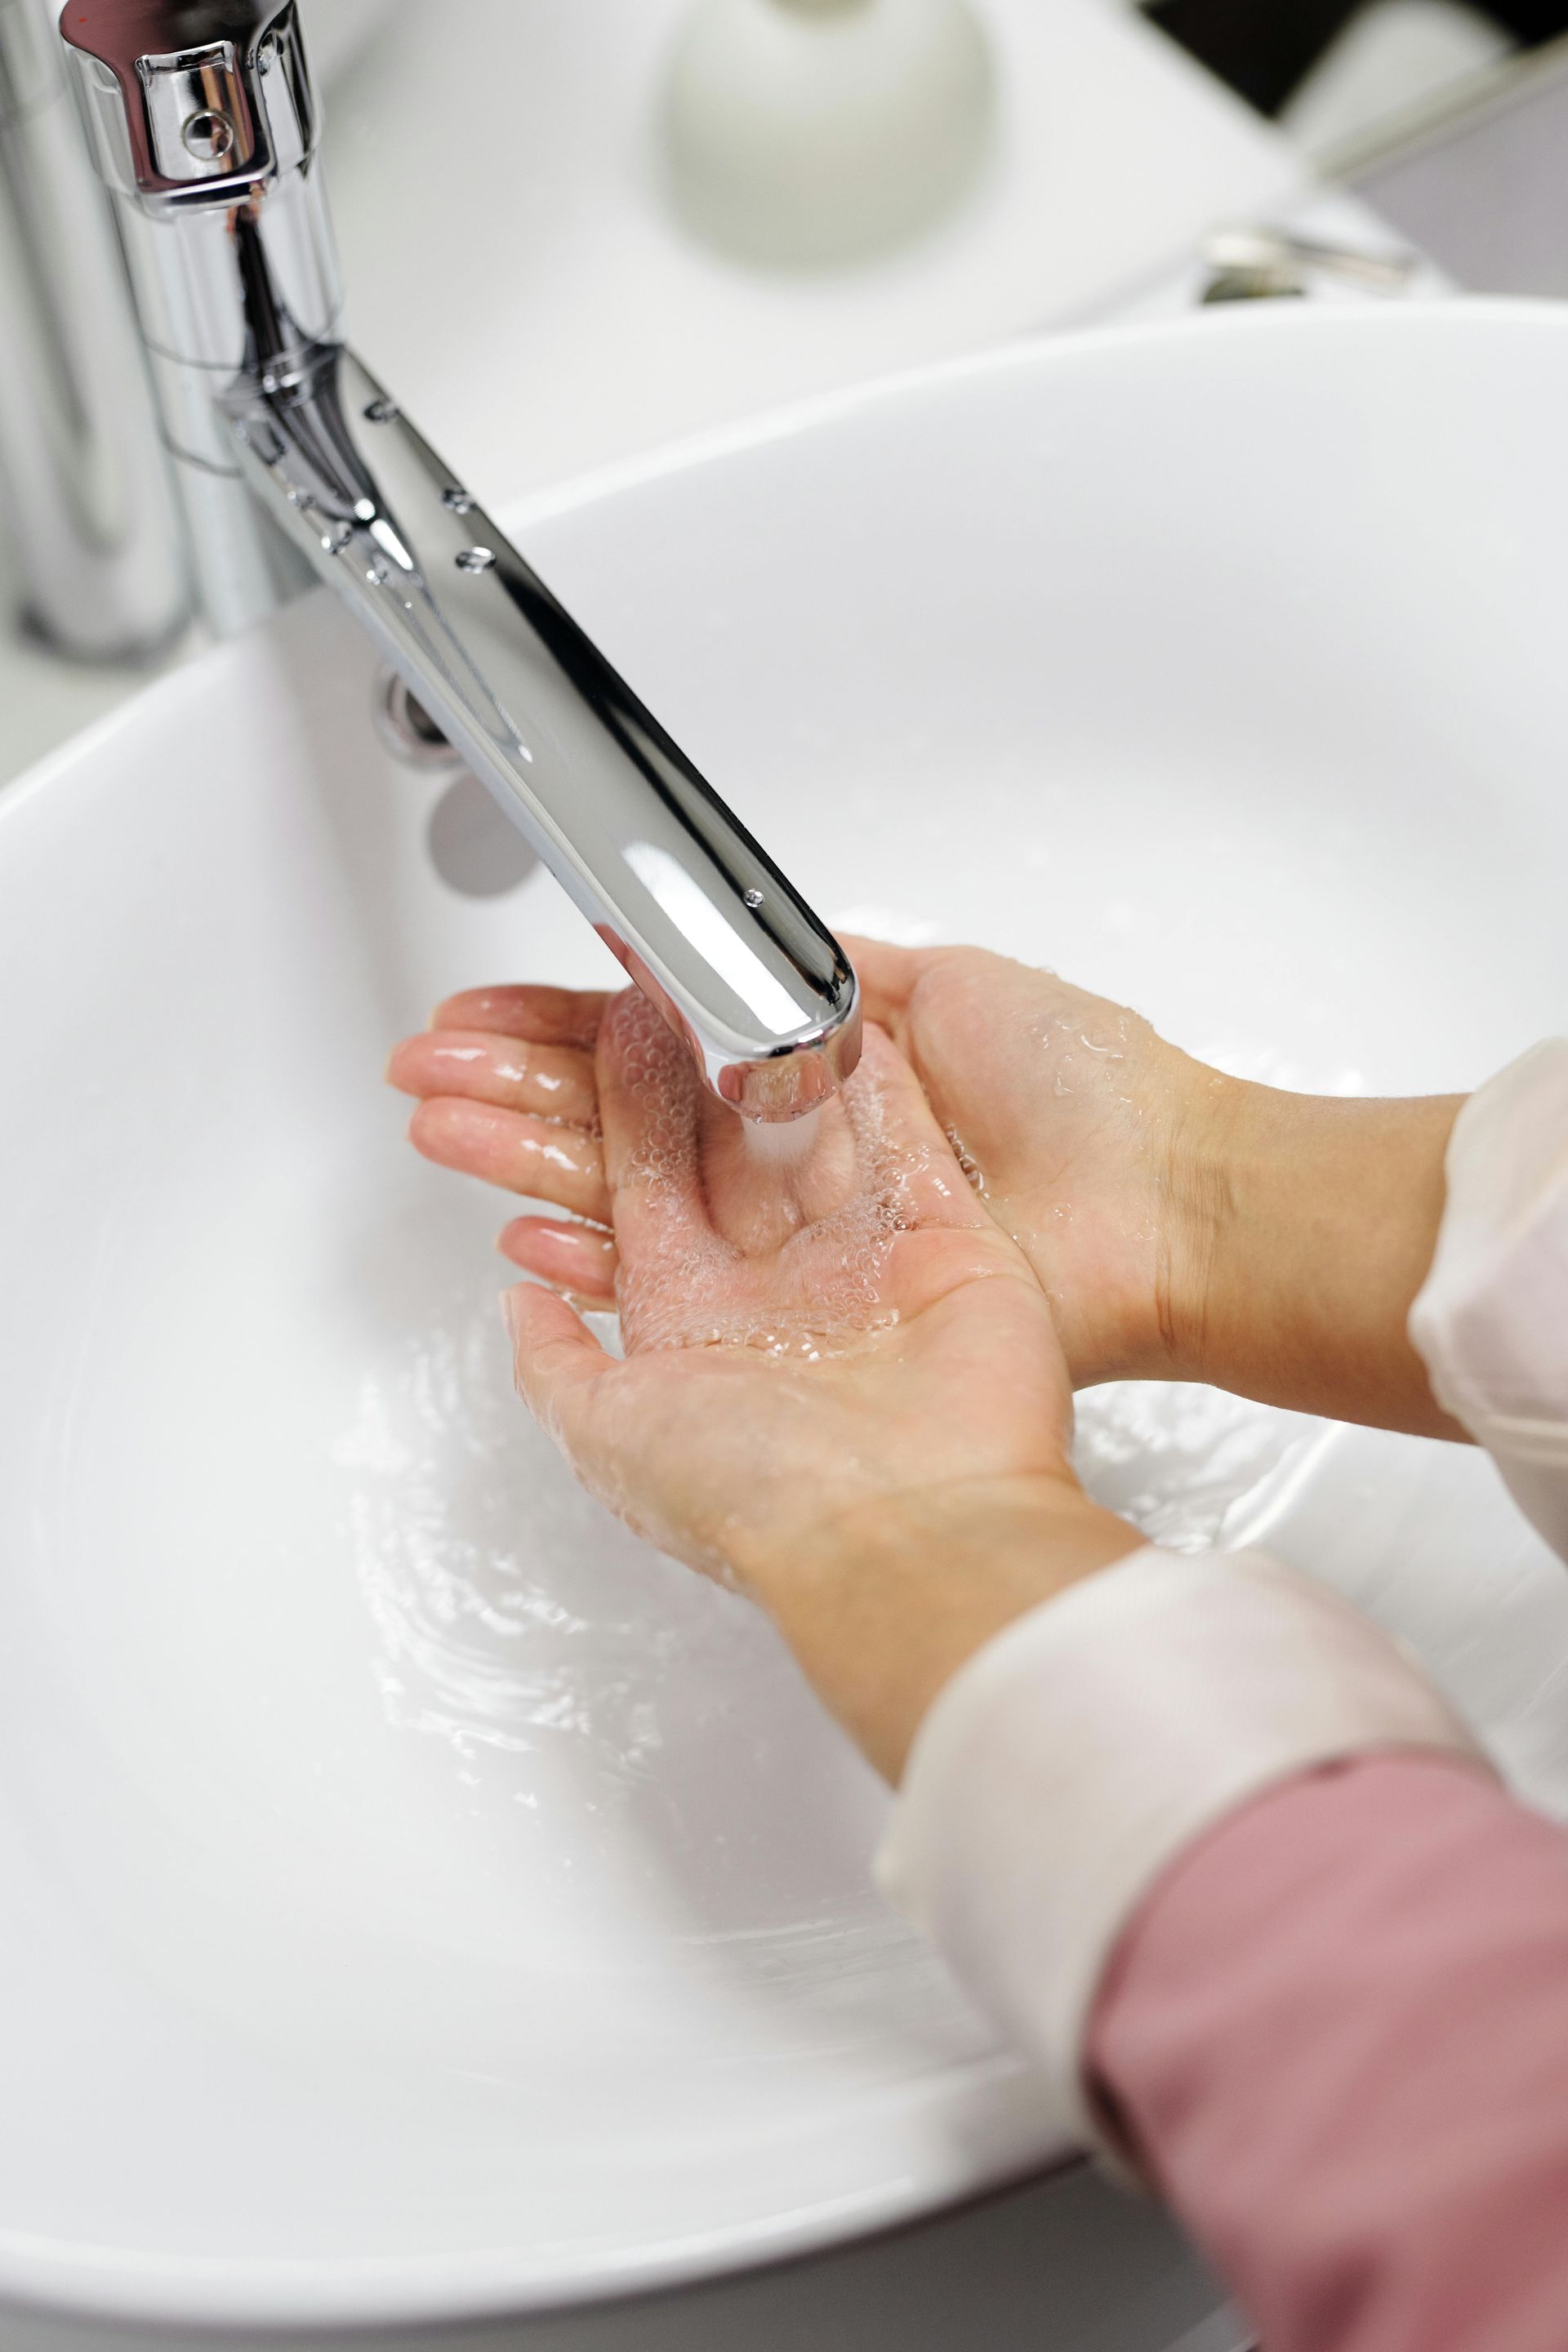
2;300;1568;2331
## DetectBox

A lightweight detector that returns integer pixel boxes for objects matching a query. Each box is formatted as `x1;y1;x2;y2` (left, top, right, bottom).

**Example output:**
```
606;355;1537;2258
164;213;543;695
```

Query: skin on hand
390;987;1138;1780
388;942;1467;1440
849;940;1467;1439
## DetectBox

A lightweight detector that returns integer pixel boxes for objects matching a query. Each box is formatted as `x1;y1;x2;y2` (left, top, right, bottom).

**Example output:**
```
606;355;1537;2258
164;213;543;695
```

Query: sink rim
5;294;1563;831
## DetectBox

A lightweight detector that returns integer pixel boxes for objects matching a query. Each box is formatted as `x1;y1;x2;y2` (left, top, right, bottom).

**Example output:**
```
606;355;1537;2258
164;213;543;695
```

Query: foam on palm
605;993;912;1361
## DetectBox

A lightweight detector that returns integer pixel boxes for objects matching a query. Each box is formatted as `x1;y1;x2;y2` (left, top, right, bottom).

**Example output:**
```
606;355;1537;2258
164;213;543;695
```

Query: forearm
744;1480;1141;1784
1170;1080;1466;1438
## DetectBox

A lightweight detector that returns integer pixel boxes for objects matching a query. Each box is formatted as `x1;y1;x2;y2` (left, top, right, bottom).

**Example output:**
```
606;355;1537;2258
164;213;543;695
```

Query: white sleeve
1409;1039;1568;1563
875;1545;1487;2154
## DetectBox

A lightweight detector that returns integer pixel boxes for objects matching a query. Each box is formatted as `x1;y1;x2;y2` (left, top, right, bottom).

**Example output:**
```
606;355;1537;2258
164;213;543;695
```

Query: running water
607;995;901;1358
738;1103;825;1169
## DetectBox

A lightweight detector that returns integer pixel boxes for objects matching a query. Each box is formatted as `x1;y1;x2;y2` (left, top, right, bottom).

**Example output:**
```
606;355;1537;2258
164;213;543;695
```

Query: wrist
747;1475;1142;1782
1144;1052;1254;1383
1164;1076;1466;1434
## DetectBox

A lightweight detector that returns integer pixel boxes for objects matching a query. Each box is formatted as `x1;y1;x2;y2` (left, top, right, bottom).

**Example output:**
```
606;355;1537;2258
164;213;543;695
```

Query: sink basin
2;298;1567;2330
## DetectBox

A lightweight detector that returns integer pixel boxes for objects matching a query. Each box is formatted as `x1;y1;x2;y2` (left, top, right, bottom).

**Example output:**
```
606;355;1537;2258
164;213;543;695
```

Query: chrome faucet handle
59;0;309;200
57;0;862;1121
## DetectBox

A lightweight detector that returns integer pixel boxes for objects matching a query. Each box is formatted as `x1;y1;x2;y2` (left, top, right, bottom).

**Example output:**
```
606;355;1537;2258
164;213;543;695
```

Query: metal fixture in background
1342;33;1568;297
51;0;859;1120
0;0;186;659
375;667;467;775
1199;224;1419;302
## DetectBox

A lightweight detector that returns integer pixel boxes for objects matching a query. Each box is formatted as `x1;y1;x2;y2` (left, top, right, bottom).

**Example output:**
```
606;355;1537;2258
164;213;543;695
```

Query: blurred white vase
662;0;996;270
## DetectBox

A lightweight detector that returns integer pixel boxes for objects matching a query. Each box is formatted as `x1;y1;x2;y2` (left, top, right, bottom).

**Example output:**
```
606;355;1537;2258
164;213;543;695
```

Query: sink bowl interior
2;301;1567;2328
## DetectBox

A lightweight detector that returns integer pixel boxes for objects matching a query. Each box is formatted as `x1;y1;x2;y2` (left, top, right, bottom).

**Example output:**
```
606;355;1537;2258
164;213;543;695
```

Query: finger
595;990;715;1259
430;984;611;1052
408;1096;609;1222
837;933;921;1035
387;1029;599;1125
695;1083;862;1250
842;934;978;1055
498;1216;618;1302
502;1282;611;1446
853;1022;992;1234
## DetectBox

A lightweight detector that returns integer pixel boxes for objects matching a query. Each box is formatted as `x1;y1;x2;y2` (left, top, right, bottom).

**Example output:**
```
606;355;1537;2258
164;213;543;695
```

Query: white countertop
324;0;1302;499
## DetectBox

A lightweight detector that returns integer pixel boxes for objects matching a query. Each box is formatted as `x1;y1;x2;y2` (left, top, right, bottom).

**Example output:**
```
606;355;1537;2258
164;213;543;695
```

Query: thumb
501;1281;610;1449
837;933;919;1036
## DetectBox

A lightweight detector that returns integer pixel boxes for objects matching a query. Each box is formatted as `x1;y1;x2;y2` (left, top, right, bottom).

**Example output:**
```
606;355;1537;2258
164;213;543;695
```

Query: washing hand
384;948;1200;1379
847;938;1205;1387
390;943;1466;1439
389;987;1137;1779
850;940;1468;1435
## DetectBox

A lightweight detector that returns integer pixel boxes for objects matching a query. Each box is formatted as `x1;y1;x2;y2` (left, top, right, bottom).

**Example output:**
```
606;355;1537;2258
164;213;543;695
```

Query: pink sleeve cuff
876;1545;1485;2150
1410;1038;1568;1561
1089;1753;1568;2352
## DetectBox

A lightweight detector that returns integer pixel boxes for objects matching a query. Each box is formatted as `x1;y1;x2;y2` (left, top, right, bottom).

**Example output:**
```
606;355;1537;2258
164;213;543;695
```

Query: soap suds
943;1123;986;1196
607;991;907;1362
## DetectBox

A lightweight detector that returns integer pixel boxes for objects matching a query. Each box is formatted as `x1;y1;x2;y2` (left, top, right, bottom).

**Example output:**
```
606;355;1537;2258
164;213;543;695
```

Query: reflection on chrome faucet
53;0;860;1119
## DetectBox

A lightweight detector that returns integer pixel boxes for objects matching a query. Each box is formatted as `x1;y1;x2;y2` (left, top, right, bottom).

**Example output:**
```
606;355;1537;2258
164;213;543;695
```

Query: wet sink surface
2;301;1566;2328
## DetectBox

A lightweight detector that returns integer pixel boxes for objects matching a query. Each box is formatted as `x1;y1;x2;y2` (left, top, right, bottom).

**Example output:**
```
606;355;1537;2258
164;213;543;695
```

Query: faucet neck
55;0;862;1114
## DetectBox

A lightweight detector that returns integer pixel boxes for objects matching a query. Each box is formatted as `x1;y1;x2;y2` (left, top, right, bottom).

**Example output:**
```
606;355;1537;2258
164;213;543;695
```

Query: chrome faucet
49;0;860;1119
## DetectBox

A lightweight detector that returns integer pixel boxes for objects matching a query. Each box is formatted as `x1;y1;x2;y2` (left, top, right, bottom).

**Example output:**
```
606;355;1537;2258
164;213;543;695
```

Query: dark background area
1148;0;1568;114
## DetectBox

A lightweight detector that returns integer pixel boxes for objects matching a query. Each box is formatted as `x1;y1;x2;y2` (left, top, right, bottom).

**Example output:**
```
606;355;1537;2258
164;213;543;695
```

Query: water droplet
743;888;764;911
363;397;399;425
456;546;497;574
443;488;476;514
739;1103;822;1170
323;523;354;555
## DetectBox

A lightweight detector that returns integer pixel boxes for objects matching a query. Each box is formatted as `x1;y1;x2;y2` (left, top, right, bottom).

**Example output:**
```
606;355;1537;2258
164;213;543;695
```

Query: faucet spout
57;0;861;1120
